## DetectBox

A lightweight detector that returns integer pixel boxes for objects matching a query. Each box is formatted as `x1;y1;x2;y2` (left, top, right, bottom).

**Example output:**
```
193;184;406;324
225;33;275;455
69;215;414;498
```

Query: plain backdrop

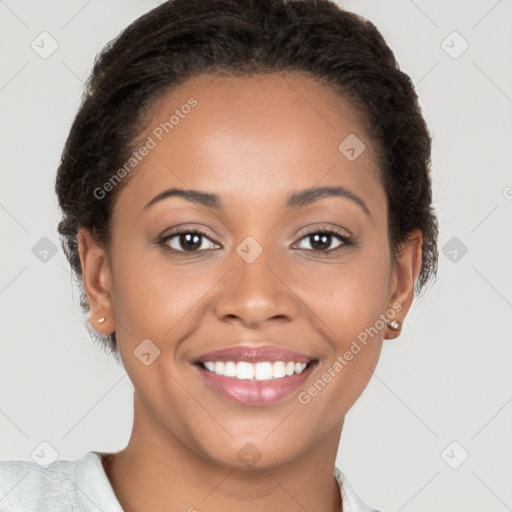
1;1;511;511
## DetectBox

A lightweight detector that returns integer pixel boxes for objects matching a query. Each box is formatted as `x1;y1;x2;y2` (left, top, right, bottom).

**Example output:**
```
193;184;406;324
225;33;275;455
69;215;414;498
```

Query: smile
199;360;309;380
193;344;319;406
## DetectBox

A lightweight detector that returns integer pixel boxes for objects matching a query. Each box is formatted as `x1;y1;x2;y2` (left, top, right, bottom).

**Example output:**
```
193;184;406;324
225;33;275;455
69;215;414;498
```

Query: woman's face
80;72;420;468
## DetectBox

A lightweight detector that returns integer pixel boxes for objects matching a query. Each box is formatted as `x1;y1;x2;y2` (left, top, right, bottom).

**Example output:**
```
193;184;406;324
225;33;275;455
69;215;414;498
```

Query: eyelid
158;227;221;250
294;223;353;240
156;223;219;242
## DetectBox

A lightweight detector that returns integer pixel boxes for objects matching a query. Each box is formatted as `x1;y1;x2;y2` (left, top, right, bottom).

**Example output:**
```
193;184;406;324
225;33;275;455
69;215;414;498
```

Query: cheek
305;243;391;382
295;274;389;421
109;244;207;337
307;245;392;340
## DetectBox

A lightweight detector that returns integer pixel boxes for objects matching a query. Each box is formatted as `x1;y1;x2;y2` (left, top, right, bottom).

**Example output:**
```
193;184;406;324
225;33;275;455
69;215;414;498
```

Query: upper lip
194;345;315;364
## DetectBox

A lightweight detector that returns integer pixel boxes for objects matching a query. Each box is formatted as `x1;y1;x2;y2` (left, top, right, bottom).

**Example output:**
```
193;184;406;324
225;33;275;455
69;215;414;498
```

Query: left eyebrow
143;185;370;216
286;186;371;216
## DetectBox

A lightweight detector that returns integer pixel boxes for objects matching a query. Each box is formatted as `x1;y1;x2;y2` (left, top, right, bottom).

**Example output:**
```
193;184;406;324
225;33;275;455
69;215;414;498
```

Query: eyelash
157;227;354;255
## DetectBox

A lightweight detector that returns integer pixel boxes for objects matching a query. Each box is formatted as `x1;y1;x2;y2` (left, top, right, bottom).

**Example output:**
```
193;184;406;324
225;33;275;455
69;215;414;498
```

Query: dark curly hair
55;0;438;358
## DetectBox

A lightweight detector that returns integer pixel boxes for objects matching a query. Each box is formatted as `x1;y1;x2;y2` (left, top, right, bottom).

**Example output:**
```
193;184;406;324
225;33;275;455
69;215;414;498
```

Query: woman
0;0;438;510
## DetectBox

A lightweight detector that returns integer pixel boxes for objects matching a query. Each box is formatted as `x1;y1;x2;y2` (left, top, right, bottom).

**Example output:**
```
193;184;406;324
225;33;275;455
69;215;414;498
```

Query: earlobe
77;228;115;335
385;229;423;340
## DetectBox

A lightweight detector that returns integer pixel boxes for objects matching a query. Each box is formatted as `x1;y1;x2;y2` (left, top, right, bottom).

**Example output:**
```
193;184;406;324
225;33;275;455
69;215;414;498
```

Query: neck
102;394;344;512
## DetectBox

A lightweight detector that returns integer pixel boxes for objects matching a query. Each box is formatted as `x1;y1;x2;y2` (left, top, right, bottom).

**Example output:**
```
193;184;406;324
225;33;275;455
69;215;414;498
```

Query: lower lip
195;363;316;406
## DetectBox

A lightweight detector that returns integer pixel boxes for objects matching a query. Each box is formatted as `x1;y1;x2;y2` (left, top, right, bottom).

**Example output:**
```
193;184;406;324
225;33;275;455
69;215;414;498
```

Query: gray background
1;1;511;510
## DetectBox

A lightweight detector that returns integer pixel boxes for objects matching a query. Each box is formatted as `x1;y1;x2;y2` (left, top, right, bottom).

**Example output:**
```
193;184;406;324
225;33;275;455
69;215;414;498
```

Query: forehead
117;71;385;216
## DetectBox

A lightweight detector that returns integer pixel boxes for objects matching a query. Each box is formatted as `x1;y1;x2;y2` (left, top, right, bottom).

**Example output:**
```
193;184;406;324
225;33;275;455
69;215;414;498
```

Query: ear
77;228;115;335
385;229;423;340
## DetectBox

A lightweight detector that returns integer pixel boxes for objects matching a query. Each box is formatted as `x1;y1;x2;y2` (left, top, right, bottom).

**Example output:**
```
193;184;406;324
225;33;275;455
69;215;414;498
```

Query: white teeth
254;362;273;381
236;361;255;380
285;361;295;376
224;361;237;377
273;361;286;378
295;362;306;374
201;360;310;380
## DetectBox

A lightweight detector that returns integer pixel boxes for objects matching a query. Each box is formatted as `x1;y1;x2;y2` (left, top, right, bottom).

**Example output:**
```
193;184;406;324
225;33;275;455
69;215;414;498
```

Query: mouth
192;345;319;405
196;359;316;380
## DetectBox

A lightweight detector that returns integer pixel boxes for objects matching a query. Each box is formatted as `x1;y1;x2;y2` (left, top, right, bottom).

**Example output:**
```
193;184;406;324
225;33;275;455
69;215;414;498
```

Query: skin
78;71;422;512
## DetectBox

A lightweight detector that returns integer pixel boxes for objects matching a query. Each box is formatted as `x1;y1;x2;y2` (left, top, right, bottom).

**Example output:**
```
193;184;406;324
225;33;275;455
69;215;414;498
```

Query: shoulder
0;455;83;511
334;467;381;512
0;451;122;512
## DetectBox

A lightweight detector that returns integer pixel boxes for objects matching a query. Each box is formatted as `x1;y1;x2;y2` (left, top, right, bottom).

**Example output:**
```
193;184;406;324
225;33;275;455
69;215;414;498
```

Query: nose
214;245;299;329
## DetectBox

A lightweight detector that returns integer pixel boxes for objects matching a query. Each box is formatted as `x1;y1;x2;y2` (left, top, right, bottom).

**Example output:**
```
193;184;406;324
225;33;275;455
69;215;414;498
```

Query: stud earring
97;317;105;324
387;319;401;331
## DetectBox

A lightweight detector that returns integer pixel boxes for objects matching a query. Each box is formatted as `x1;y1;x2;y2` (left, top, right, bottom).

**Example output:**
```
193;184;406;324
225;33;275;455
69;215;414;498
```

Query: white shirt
0;451;380;511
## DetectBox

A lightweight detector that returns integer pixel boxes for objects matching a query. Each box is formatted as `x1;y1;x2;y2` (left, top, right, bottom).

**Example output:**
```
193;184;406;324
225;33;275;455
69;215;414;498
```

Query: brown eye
160;230;220;253
294;229;352;253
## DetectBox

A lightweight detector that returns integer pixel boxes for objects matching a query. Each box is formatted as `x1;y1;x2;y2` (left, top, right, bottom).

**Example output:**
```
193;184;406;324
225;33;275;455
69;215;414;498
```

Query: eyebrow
144;185;370;216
